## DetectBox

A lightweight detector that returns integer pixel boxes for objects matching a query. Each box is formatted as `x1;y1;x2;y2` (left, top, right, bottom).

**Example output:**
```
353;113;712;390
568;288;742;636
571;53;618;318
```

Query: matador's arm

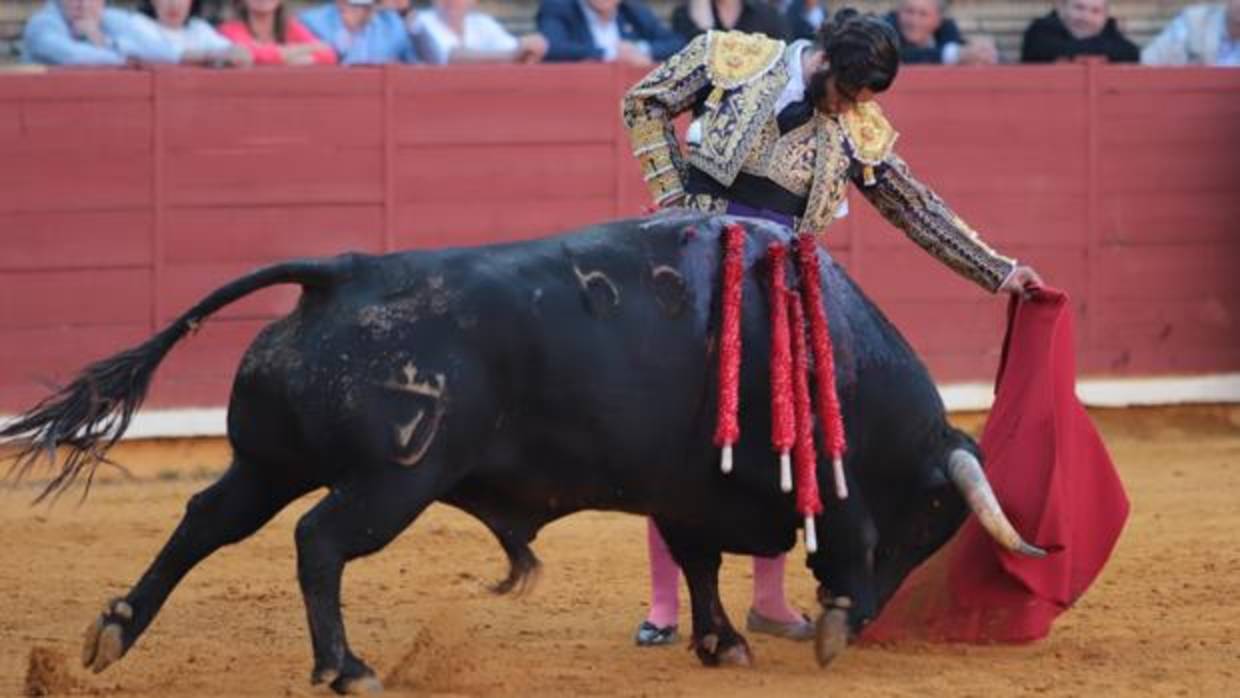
621;34;711;207
844;102;1015;292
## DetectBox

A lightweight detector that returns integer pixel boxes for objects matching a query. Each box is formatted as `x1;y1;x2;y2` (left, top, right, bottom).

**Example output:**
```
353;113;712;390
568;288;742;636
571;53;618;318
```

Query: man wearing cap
299;0;418;64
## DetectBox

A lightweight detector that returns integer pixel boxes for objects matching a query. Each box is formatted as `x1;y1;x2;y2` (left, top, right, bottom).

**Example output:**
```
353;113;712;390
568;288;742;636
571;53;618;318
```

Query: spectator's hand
999;265;1044;299
280;43;329;66
959;36;1000;65
222;46;254;68
517;34;549;64
71;18;107;47
616;41;653;68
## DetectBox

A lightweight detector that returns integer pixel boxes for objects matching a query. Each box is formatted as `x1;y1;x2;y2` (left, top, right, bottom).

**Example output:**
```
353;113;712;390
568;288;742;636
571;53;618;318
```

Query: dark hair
233;0;288;44
808;8;901;107
138;0;206;22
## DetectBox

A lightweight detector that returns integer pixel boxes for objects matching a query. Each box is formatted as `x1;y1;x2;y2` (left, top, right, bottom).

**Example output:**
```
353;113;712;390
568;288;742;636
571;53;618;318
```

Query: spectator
885;0;997;65
536;0;685;65
671;0;790;41
1021;0;1139;63
132;0;252;66
409;0;548;65
218;0;338;65
379;0;411;15
781;0;828;42
299;0;417;64
1142;0;1240;66
22;0;182;65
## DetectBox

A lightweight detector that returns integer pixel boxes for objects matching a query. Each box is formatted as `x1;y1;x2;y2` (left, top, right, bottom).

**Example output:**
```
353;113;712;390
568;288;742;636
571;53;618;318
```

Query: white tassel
804;515;818;553
832;455;848;499
720;445;733;474
779;451;792;493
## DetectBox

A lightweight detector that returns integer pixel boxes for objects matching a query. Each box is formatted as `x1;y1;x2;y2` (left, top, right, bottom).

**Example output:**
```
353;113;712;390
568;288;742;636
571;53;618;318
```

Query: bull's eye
931;498;941;509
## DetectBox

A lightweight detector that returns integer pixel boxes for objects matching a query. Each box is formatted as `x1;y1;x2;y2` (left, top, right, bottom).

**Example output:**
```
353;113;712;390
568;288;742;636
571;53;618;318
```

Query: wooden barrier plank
0;211;151;270
151;318;272;407
395;197;615;248
396;143;616;202
163;205;384;263
1098;140;1240;193
165;146;384;206
159;67;383;97
0;71;150;101
0;98;150;149
1092;298;1239;352
0;324;150;412
0;269;150;328
162;96;383;149
158;264;300;323
0;148;152;212
393;64;616;146
1101;191;1240;245
1094;243;1240;301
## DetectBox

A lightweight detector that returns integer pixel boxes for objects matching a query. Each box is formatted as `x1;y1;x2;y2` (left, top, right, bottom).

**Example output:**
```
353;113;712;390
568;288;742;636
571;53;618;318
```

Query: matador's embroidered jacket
621;30;1016;291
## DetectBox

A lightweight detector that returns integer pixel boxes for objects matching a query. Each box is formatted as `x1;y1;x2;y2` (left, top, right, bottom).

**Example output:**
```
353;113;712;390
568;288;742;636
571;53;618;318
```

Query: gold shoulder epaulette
840;100;899;185
706;31;785;89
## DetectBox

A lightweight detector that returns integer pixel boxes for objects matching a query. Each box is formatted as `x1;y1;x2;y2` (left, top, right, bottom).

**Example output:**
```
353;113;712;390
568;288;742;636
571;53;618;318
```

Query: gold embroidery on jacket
859;153;1015;291
800;116;851;233
840;101;898;185
622;34;714;204
706;31;785;87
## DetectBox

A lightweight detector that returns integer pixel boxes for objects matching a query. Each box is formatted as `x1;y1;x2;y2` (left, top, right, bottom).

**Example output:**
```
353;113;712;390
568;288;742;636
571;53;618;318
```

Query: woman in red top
218;0;338;65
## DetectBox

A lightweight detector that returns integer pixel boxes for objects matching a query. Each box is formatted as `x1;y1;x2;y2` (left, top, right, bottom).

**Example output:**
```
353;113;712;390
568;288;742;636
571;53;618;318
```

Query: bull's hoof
718;641;753;667
81;598;132;674
318;654;382;695
814;600;851;668
692;632;753;668
310;665;339;687
331;672;383;695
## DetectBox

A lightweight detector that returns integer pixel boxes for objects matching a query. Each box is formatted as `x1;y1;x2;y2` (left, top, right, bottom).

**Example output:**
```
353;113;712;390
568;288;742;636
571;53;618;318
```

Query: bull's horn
948;449;1047;558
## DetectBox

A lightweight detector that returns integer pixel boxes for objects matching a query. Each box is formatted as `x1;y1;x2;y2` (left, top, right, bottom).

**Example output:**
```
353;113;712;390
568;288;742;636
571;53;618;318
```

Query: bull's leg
809;493;879;667
295;465;442;695
82;459;309;674
657;524;752;667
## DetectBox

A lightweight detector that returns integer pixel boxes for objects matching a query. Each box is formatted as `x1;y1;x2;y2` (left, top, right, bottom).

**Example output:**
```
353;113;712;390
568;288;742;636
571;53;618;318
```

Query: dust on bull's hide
357;274;463;341
238;315;305;382
380;361;447;467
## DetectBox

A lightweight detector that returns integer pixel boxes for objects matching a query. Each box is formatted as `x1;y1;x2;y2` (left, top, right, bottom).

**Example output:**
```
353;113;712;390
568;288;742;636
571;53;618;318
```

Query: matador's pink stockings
644;518;801;627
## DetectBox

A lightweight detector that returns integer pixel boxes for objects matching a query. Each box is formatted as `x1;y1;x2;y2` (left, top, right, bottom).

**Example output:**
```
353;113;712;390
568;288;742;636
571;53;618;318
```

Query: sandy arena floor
2;406;1238;697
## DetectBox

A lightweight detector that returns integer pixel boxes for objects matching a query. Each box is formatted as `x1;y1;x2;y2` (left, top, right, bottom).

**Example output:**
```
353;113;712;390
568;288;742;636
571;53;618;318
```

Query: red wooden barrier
1;63;1237;411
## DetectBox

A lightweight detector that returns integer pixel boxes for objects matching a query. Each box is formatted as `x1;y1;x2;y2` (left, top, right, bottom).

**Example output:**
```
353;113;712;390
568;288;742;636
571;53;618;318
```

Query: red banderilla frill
795;234;849;500
766;243;795;493
714;223;745;474
787;291;822;552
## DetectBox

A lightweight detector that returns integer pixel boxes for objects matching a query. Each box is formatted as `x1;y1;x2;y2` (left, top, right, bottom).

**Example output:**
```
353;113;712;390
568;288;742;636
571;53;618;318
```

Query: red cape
862;288;1129;643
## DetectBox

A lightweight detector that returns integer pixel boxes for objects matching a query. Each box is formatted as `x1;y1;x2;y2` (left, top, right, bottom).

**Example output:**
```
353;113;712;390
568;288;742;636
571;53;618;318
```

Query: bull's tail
1;257;349;502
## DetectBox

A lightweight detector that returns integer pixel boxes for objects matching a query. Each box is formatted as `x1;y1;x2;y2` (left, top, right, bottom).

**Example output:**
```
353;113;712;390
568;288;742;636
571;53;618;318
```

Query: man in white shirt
409;0;547;64
536;0;686;65
22;0;182;65
1142;0;1240;66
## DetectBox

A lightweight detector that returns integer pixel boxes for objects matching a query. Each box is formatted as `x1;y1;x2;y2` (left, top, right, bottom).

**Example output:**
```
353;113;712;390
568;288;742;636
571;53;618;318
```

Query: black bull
1;212;1042;693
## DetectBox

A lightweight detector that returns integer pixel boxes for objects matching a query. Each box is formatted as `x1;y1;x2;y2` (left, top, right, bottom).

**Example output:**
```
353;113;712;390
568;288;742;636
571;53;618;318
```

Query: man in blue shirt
22;0;182;65
300;0;418;65
536;0;685;64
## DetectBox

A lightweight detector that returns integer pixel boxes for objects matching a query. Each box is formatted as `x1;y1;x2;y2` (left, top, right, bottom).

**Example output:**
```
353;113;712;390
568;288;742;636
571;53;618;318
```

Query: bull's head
812;437;1046;667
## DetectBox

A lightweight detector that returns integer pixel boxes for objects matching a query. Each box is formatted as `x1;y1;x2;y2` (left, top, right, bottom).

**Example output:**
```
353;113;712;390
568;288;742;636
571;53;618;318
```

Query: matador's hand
999;265;1044;299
